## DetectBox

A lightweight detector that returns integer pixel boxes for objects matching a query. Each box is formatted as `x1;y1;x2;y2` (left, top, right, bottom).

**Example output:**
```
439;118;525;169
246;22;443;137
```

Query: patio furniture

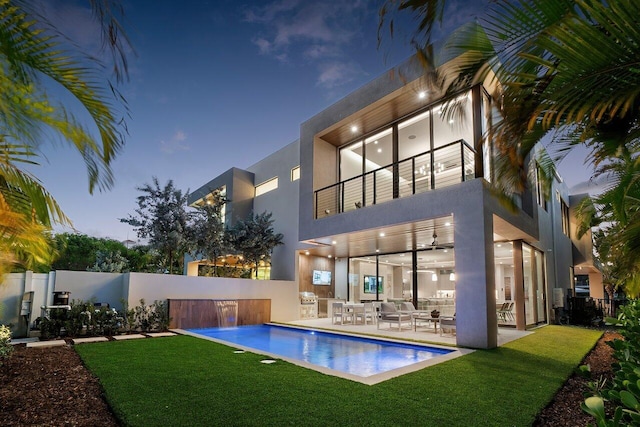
413;313;440;333
498;302;514;323
332;302;352;325
440;316;456;336
362;302;376;325
352;304;366;324
377;302;412;331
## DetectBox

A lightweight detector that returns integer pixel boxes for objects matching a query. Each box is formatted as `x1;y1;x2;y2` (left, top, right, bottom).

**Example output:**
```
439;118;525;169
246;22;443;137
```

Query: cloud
160;131;190;154
317;62;362;89
245;0;372;88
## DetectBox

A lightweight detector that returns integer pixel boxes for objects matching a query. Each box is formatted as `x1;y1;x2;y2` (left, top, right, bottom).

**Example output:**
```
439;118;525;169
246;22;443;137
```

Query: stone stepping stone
113;334;146;341
26;340;66;348
72;337;109;345
145;332;176;338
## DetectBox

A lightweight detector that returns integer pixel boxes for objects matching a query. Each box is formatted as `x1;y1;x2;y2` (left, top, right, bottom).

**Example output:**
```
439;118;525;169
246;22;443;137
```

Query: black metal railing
315;139;476;218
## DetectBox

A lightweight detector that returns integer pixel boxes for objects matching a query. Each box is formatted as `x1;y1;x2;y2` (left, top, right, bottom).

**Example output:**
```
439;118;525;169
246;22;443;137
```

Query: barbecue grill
299;292;318;319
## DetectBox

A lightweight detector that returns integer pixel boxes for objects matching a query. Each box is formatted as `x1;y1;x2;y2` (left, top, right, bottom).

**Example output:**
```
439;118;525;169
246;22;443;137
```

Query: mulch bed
0;331;621;426
533;331;620;426
0;345;119;426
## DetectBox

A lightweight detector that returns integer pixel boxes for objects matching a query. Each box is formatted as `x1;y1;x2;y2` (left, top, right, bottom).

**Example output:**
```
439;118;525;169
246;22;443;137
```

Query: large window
331;89;478;218
561;199;570;237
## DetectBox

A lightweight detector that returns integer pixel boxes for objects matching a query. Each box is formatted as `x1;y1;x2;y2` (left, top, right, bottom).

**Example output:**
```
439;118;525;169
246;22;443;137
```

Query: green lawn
76;325;602;426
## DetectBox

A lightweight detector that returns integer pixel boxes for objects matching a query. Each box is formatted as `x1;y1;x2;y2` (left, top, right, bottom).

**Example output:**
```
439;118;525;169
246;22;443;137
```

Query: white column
454;207;498;349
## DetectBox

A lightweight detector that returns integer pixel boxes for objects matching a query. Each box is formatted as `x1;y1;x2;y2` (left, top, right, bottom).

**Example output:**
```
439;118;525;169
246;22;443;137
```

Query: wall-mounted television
312;270;332;285
363;275;383;294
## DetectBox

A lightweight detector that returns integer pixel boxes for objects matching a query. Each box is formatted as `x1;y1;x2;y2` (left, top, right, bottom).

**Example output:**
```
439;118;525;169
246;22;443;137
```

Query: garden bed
0;330;615;426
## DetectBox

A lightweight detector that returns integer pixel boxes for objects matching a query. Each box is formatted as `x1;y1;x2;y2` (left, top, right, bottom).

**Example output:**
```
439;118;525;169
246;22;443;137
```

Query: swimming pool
185;324;456;383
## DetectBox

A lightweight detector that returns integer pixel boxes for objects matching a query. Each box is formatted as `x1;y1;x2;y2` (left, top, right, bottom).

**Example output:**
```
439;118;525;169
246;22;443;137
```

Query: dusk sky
30;0;595;243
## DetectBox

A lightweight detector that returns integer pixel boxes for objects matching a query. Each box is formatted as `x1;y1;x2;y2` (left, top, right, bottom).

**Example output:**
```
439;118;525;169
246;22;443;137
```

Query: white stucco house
186;55;601;349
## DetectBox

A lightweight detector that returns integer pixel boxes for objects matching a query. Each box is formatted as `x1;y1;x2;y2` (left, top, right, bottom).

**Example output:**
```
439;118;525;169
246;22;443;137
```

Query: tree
227;212;283;279
191;190;229;277
380;0;640;194
87;250;129;273
52;233;135;272
381;0;640;288
120;178;193;274
0;1;132;277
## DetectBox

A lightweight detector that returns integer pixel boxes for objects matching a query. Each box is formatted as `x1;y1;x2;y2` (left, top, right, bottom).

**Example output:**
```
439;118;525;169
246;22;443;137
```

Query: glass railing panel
433;144;462;189
364;172;375;207
316;185;338;218
398;157;415;198
375;165;394;204
463;143;475;181
342;177;363;212
413;153;431;195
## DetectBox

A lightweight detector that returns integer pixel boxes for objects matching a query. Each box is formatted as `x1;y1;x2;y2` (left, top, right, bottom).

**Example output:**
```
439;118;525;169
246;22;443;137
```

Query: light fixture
328;255;332;258
374;140;378;144
450;272;456;281
444;222;451;226
377;148;382;153
418;91;426;99
379;232;385;237
376;249;380;253
332;240;337;245
449;119;454;124
431;232;438;246
431;273;438;281
305;251;310;255
351;125;358;133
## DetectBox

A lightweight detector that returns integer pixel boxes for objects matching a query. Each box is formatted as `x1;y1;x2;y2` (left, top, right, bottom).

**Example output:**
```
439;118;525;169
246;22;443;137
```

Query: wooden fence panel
168;299;271;329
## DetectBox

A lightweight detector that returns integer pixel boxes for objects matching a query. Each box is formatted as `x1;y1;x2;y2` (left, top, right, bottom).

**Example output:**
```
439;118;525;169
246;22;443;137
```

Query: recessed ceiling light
332;240;337;245
304;251;309;255
351;125;358;133
376;249;380;253
497;244;502;247
374;140;378;144
445;222;451;226
379;232;385;237
449;119;454;124
418;91;426;99
328;255;332;258
377;148;382;153
444;249;448;253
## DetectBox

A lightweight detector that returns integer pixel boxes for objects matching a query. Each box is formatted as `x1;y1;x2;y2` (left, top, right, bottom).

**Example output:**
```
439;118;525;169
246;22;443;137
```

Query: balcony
315;139;476;218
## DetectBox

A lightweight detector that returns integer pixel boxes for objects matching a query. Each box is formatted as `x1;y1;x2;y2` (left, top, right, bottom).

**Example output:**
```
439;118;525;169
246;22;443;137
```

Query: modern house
187;56;600;349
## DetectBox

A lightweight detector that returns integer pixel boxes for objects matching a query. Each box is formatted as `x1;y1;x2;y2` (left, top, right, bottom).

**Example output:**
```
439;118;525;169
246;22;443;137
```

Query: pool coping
174;324;473;385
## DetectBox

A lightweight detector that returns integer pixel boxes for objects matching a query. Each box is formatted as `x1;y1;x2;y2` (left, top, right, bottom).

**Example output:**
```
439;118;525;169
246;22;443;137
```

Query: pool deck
284;317;531;347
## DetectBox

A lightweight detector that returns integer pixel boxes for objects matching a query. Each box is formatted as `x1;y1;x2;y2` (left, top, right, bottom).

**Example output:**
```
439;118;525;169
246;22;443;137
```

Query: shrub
582;299;640;426
0;324;13;363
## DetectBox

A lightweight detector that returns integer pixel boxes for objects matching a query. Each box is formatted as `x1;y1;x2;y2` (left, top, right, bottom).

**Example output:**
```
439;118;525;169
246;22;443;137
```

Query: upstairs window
291;166;300;181
255;177;278;197
535;164;548;211
561;199;570;237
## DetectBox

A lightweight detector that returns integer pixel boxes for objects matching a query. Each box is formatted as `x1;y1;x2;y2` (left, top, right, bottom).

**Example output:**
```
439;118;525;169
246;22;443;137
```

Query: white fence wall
125;273;299;322
0;272;53;337
1;270;300;336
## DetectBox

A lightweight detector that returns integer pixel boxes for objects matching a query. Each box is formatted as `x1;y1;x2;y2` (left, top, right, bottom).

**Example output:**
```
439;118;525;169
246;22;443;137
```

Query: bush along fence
37;299;171;340
582;299;640;426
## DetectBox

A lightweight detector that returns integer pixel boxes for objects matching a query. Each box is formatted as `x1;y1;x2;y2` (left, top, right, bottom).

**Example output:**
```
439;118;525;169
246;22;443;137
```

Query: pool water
187;324;453;378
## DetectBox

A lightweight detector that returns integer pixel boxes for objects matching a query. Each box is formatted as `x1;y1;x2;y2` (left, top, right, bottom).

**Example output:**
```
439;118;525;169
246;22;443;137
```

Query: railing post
340;182;345;214
460;140;465;182
412;157;416;194
373;171;377;205
315;190;318;219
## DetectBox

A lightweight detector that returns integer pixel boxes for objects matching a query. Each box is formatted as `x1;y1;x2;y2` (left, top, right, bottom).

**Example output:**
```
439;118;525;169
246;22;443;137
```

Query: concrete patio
286;317;532;347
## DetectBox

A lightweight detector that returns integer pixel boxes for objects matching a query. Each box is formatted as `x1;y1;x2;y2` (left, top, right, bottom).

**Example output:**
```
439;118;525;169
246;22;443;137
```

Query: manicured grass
76;325;601;426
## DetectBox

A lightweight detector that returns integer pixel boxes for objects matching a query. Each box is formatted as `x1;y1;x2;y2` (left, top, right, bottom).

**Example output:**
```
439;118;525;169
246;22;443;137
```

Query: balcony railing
315;139;476;218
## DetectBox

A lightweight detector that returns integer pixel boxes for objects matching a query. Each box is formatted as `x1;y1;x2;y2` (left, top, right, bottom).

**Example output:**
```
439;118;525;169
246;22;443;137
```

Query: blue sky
30;0;594;242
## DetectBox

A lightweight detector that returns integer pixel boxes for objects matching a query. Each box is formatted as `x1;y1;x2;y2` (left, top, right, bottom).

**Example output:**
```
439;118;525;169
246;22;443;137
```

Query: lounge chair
377;302;412;331
440;316;456;336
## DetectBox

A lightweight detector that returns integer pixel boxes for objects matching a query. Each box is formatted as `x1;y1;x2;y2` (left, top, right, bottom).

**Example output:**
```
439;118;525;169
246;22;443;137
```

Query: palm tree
380;0;640;193
0;1;131;275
